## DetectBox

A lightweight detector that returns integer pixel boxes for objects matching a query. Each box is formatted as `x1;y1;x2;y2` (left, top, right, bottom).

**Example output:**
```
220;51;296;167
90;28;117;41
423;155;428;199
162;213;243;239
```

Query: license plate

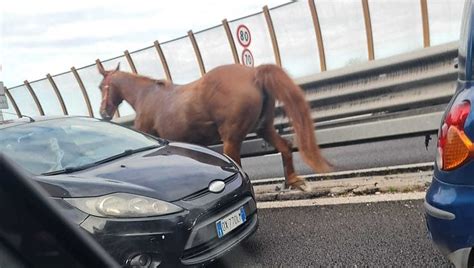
216;207;246;238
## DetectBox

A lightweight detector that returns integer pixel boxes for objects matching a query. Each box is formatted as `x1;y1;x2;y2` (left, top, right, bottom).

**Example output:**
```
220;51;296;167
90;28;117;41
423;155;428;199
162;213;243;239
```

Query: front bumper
180;197;258;265
77;173;258;267
425;176;474;267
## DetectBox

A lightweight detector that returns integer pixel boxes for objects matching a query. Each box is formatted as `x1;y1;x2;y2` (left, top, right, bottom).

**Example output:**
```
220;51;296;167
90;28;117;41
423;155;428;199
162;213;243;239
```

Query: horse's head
97;63;122;121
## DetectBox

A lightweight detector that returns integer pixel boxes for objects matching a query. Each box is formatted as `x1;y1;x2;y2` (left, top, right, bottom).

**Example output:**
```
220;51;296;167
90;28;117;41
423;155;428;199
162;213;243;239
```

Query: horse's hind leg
257;126;311;192
256;96;311;192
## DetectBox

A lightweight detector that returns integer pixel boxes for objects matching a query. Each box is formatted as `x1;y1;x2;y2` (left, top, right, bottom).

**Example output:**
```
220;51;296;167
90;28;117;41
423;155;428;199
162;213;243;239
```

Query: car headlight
64;193;183;218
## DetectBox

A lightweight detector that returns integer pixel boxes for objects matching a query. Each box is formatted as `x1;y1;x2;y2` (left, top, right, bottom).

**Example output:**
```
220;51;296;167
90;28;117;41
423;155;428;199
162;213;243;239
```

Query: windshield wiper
41;144;161;176
126;144;162;154
41;164;98;176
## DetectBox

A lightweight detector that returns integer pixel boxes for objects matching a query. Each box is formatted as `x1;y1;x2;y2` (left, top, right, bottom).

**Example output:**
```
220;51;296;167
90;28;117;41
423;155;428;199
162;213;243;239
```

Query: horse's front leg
222;141;242;167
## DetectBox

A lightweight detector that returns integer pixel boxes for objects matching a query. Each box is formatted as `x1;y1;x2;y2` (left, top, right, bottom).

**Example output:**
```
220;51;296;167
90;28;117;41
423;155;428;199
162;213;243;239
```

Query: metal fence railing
1;0;465;130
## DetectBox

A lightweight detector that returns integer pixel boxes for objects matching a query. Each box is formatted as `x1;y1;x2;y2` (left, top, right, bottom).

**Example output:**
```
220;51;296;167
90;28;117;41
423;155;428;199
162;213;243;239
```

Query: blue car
425;0;474;267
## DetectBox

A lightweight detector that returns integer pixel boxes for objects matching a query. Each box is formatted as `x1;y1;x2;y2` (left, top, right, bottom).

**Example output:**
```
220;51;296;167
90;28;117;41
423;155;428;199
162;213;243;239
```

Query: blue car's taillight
437;100;473;170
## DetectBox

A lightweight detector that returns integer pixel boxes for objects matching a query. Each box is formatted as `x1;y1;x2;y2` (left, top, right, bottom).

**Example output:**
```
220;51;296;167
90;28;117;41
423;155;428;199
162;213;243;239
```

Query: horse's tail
255;64;332;173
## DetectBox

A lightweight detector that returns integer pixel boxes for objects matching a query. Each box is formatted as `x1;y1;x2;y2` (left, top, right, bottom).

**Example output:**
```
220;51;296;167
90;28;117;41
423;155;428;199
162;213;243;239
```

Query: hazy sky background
1;0;290;88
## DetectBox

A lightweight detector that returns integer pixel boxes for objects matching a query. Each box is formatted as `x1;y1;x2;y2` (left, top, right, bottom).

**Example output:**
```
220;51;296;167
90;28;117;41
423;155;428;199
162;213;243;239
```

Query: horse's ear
97;60;106;76
115;63;120;71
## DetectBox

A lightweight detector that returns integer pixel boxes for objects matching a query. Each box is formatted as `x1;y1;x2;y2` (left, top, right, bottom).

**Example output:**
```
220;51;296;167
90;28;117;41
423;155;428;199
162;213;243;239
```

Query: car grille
182;215;256;260
181;196;257;263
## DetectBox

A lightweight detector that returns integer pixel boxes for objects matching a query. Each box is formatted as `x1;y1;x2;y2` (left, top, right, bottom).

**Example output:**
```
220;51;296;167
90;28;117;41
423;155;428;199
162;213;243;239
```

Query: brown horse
97;63;332;191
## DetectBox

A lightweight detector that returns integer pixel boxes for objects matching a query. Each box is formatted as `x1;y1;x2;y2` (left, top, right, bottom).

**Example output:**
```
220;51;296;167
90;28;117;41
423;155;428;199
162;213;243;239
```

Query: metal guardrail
115;42;459;157
275;42;458;128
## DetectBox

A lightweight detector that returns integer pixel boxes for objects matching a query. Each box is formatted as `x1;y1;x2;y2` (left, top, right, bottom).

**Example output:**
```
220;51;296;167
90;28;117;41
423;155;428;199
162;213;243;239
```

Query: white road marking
257;192;425;209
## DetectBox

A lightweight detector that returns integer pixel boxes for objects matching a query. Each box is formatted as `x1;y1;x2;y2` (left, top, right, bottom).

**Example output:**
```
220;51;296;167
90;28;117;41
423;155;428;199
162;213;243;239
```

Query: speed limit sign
236;25;251;47
241;49;254;67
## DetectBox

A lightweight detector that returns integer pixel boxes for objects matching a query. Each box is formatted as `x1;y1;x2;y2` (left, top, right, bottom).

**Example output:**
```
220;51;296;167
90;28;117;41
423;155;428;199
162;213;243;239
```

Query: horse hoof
296;182;312;192
278;183;291;192
286;180;312;192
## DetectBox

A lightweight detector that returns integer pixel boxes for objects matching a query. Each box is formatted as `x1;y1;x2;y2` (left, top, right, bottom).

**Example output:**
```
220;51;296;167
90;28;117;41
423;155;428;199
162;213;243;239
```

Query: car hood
36;142;239;201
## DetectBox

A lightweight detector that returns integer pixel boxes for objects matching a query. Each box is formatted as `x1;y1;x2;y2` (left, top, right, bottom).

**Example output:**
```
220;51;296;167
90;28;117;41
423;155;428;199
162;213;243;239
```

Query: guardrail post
188;30;206;76
222;19;240;64
308;0;327;71
154;41;173;82
24;80;44;116
4;87;21;118
124;50;138;74
420;0;430;48
46;74;68;115
263;6;282;67
362;0;375;60
71;67;94;117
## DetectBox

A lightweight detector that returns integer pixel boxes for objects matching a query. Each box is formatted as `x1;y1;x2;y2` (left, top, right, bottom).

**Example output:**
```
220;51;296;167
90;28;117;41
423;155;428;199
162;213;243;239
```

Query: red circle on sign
236;25;251;47
241;49;254;67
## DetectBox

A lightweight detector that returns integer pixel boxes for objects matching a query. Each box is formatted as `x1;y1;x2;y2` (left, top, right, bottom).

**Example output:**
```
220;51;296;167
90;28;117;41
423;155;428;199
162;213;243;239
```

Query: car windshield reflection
0;117;162;175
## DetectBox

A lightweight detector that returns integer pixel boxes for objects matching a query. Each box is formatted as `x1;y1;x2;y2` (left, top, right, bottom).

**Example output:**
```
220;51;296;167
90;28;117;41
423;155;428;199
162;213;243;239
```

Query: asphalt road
209;199;451;267
241;135;437;180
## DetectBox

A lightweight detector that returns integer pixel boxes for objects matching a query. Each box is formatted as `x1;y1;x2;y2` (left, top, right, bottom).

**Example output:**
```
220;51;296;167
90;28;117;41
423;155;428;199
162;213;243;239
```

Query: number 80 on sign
236;25;251;47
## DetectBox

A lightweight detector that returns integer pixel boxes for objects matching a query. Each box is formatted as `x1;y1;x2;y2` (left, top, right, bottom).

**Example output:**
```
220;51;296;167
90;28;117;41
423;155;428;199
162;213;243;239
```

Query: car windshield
0;117;162;175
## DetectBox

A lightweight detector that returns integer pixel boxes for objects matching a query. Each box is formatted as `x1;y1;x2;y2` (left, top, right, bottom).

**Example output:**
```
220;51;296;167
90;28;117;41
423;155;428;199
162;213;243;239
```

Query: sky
1;0;290;88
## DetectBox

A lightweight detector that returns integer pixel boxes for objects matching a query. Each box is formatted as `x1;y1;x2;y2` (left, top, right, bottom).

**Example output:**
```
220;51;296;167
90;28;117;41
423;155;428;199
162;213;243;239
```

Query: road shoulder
253;164;432;207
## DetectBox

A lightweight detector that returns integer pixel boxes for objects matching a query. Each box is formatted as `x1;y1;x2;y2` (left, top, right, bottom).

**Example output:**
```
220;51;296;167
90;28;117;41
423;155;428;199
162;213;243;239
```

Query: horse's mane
123;71;170;87
154;79;170;87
